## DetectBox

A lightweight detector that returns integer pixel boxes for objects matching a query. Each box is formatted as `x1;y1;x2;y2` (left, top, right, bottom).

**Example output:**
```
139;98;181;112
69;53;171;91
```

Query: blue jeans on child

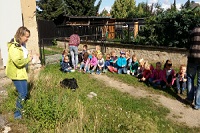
176;79;186;93
64;68;72;72
118;67;127;74
187;62;200;109
69;46;78;68
13;80;28;118
149;78;161;87
96;67;103;74
79;62;85;70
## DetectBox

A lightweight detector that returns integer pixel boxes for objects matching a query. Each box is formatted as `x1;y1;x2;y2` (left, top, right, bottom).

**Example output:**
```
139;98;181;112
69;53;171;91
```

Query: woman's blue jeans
13;80;28;118
187;62;200;109
69;46;78;68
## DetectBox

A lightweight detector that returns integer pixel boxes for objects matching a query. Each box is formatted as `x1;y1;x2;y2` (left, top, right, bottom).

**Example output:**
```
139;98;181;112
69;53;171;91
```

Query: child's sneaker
175;88;179;94
90;70;94;74
162;85;166;89
86;70;90;73
103;69;107;73
71;69;75;72
96;71;101;75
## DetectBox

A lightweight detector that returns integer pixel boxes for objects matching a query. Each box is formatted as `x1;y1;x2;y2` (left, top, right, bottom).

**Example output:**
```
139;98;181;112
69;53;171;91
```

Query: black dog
60;78;79;90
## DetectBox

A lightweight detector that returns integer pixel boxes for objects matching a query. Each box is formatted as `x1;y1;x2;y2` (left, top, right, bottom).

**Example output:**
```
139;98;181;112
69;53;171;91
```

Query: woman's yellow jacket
6;41;31;80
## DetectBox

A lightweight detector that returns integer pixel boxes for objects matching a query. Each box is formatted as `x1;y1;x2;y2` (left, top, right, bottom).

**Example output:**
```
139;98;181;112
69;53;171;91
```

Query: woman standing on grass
6;26;32;119
66;30;80;70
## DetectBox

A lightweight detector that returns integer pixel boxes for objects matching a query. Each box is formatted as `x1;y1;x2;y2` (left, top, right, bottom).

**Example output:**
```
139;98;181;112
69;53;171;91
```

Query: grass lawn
0;64;199;133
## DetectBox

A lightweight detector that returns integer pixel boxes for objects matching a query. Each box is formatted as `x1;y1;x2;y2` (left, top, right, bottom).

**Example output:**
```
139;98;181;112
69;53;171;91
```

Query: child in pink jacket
85;51;98;74
161;60;176;88
149;62;163;87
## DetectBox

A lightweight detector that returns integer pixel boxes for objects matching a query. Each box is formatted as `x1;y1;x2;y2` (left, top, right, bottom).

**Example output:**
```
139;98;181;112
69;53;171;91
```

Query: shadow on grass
151;84;192;107
107;72;191;107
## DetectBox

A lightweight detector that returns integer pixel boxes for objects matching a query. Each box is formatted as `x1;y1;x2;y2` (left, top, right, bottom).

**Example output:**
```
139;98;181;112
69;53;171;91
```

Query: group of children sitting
60;45;187;94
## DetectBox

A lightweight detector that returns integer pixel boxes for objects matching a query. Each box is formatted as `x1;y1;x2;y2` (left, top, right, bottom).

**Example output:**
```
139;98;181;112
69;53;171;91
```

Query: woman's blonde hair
14;26;30;43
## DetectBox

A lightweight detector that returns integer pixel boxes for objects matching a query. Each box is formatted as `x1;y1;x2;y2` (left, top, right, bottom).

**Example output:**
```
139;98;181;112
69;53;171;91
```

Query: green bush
136;9;200;48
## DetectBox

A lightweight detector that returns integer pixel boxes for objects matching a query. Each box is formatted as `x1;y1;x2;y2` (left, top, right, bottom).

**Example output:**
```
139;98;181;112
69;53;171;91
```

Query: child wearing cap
116;51;127;74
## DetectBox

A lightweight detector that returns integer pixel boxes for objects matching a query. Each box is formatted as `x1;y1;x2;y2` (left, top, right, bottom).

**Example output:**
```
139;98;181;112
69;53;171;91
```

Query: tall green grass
0;64;199;133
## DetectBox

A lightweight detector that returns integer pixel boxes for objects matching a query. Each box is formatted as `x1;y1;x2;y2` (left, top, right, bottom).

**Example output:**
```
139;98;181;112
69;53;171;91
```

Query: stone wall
57;41;188;67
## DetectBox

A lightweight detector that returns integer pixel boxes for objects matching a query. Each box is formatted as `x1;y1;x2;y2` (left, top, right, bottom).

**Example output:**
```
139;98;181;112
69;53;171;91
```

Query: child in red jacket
138;61;154;84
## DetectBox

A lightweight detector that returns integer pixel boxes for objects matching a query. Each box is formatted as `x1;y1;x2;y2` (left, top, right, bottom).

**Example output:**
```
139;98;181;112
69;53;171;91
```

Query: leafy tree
36;0;63;20
64;0;102;16
36;0;102;20
182;0;191;9
128;2;164;18
135;9;200;48
110;0;136;18
99;8;109;16
128;2;146;18
153;3;164;15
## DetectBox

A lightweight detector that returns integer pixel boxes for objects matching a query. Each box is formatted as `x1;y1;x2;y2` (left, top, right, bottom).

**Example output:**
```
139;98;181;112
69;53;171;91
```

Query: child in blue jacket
117;51;127;74
61;55;74;73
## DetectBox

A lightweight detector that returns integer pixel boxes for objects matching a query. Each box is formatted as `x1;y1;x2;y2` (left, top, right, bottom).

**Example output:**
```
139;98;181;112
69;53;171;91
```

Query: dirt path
91;74;200;128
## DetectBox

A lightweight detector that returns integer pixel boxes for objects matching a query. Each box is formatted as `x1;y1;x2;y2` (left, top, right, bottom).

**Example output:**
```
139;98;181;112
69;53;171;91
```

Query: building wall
21;0;39;56
0;0;23;67
0;0;39;68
